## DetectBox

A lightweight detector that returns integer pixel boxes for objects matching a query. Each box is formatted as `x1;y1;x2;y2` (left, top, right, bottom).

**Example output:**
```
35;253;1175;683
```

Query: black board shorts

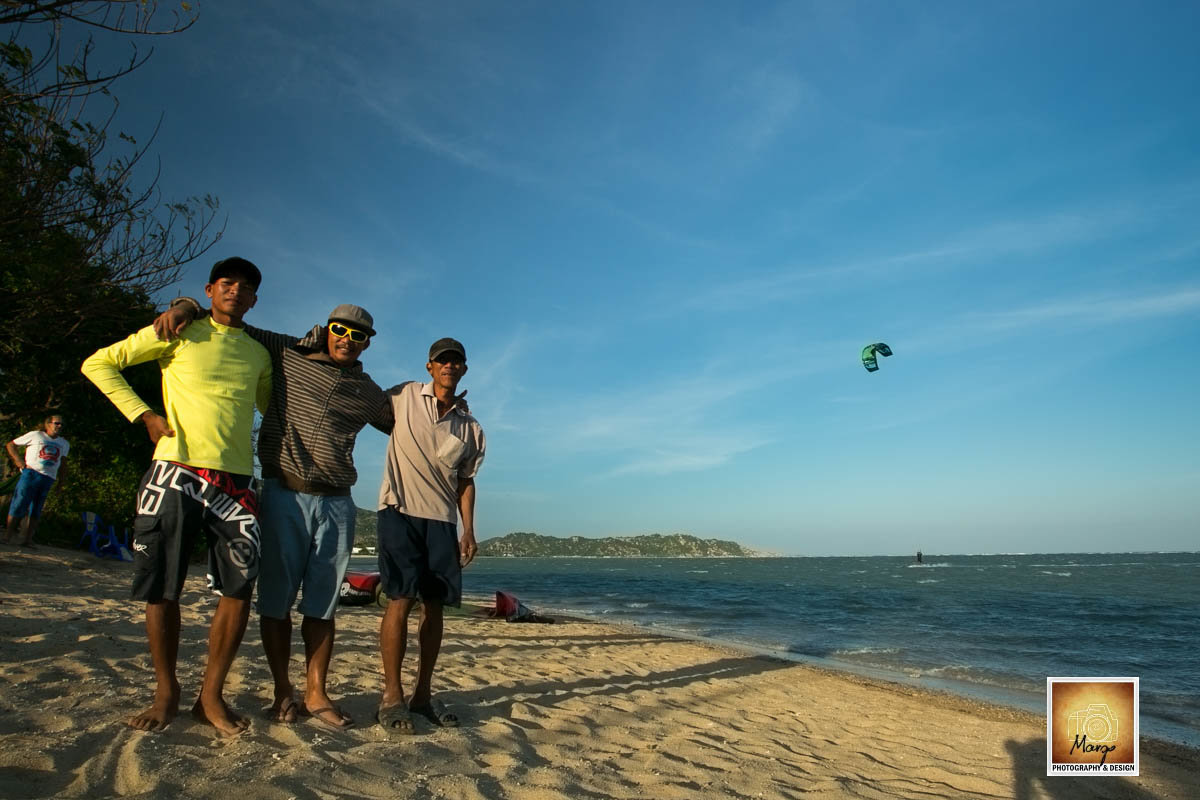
377;507;462;607
130;461;261;602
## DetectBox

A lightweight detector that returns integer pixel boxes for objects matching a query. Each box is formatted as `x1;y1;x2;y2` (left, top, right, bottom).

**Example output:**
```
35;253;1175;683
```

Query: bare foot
128;683;180;732
191;696;250;738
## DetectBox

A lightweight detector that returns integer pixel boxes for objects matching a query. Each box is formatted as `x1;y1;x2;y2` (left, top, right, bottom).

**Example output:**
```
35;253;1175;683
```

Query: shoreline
570;616;1200;751
506;607;1200;757
444;553;1200;750
3;545;1197;799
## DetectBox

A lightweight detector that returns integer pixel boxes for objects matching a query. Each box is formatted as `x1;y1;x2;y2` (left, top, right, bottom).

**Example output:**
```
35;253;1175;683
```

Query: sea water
351;551;1200;745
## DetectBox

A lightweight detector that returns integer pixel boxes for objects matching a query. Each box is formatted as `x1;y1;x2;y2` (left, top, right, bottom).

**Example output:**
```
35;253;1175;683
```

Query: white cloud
677;208;1142;314
541;370;777;478
962;287;1200;332
732;68;814;154
605;432;773;477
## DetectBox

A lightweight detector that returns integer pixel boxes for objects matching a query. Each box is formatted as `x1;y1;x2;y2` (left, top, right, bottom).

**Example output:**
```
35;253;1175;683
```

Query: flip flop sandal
301;704;355;729
265;695;299;723
376;704;416;736
409;698;459;728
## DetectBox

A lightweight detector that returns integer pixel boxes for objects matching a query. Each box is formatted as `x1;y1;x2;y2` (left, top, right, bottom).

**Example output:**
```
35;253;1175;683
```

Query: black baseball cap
208;257;262;290
429;337;466;361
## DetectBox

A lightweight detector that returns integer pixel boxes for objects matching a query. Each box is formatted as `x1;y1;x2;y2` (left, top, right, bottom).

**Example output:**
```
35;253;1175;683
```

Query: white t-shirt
13;431;69;480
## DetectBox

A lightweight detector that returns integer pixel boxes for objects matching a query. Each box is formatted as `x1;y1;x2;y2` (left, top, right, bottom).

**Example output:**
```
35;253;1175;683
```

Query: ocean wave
1040;571;1072;577
687;570;709;574
625;602;650;608
907;562;951;568
909;664;980;680
916;579;941;584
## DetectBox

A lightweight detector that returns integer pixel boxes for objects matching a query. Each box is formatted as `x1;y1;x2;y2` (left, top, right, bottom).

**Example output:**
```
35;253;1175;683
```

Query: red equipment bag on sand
494;590;520;618
491;590;554;623
339;570;382;606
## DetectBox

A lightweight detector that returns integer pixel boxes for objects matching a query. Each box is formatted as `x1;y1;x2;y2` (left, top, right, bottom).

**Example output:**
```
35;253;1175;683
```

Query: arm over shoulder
243;324;300;361
369;381;395;434
385;380;418;397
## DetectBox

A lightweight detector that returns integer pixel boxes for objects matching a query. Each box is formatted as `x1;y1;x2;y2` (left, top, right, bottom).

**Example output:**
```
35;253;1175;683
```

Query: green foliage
1;2;216;547
354;506;378;549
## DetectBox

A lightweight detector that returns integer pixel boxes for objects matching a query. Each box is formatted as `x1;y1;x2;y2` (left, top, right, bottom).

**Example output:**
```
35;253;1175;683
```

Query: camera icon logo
1065;703;1119;743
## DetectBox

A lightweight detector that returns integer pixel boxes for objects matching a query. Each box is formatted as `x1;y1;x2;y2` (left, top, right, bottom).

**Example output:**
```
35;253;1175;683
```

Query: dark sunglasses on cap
329;322;370;343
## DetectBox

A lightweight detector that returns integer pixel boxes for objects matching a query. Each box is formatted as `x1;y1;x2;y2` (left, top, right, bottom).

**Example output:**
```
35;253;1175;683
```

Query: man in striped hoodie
156;301;395;729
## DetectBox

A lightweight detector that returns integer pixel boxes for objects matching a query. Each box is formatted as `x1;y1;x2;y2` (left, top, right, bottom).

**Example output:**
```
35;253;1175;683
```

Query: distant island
478;532;756;558
350;511;756;557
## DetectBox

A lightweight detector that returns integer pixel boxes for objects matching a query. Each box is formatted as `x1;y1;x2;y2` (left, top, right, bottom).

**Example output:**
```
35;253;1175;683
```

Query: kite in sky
861;342;893;372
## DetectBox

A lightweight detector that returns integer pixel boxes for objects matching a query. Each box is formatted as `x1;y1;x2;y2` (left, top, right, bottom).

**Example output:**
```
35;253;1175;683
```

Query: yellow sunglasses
329;322;369;343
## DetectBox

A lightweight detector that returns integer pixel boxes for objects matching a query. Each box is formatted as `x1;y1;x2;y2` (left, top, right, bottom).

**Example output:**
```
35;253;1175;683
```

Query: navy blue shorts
377;508;461;607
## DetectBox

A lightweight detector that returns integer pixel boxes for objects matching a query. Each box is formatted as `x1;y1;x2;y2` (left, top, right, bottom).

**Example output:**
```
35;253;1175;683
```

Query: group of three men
81;256;485;737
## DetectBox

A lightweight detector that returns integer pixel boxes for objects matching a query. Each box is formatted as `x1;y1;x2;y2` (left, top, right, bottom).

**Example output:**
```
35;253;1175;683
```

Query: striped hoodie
248;324;392;494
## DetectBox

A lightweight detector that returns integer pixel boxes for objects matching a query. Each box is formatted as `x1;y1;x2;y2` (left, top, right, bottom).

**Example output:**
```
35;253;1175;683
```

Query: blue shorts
7;469;56;519
256;479;355;621
378;508;461;607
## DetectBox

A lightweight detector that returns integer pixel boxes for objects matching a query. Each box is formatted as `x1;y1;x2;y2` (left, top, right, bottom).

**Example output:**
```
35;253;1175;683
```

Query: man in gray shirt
375;337;485;735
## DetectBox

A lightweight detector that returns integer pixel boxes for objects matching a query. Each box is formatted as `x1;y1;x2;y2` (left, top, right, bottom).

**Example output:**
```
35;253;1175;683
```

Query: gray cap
428;337;466;361
327;304;375;336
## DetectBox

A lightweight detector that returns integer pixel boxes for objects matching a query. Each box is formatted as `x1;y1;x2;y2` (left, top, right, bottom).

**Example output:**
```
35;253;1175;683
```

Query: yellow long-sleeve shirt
81;317;272;475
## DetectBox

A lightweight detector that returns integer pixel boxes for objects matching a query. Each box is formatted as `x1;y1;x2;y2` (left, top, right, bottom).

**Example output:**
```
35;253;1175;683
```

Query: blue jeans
7;469;55;519
256;479;356;620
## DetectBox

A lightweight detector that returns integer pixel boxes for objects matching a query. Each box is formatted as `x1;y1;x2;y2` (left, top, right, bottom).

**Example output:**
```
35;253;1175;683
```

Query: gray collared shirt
377;381;485;523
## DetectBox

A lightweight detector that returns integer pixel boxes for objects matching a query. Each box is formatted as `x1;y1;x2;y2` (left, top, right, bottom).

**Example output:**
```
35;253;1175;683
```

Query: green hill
478;532;753;557
353;512;755;557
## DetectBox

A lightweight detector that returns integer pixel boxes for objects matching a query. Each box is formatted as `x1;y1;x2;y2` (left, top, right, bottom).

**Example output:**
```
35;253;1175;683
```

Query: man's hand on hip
141;412;175;444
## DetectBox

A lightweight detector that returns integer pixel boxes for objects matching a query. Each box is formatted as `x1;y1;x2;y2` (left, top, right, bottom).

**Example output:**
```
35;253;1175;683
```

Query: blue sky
84;1;1198;555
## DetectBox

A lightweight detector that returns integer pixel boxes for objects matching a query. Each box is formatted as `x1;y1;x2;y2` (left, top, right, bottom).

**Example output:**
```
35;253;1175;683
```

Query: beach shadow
1005;738;1160;800
440;636;670;655
0;765;79;800
462;653;795;723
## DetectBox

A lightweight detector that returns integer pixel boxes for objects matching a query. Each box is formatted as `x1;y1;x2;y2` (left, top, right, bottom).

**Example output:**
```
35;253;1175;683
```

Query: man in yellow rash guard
81;257;272;738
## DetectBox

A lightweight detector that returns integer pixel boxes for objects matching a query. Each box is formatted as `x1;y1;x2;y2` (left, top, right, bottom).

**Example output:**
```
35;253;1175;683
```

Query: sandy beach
0;546;1195;800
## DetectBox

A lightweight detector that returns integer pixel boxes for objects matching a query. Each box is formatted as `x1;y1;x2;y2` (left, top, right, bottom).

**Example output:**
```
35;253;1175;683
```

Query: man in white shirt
3;414;69;547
